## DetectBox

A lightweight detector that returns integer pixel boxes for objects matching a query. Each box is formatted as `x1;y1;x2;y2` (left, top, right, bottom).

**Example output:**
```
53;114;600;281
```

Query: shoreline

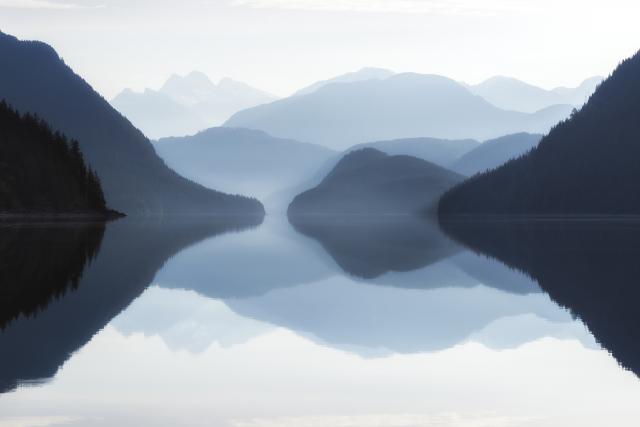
0;210;125;223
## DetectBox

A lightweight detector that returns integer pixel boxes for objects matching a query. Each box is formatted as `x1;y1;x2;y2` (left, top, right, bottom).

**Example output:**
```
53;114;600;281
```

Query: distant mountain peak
353;66;394;77
160;71;217;106
293;67;395;96
469;75;601;113
553;75;604;92
226;72;572;149
113;88;135;98
165;70;213;86
112;71;278;138
476;75;542;89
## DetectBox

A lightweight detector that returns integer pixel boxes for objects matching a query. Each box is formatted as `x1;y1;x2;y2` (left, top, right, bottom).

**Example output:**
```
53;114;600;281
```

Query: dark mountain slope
0;32;262;216
450;133;542;176
0;101;108;214
440;50;640;216
288;148;464;215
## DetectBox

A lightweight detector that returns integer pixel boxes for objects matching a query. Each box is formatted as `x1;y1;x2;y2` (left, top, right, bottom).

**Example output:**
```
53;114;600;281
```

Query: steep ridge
440;50;640;216
0;32;263;216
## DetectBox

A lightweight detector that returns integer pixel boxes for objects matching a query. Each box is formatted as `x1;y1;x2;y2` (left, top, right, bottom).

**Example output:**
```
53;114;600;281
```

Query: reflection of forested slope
0;216;260;393
0;222;105;328
441;219;640;377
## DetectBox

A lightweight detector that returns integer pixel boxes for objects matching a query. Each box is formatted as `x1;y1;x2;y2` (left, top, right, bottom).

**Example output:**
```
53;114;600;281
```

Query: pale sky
1;0;639;99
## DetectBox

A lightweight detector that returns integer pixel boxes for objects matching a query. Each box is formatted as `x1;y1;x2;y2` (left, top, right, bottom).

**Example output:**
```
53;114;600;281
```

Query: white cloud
0;416;82;427
230;0;540;15
0;0;100;9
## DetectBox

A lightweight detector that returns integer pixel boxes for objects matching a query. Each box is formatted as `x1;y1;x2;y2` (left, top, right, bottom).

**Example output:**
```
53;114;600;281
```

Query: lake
1;215;640;427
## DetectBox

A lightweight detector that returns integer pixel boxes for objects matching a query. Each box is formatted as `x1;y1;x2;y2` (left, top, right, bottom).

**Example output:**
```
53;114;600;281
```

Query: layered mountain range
112;72;277;139
224;72;596;150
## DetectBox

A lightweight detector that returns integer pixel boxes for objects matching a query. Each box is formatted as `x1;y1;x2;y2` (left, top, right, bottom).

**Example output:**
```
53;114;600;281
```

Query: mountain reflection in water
0;216;262;393
0;215;639;427
441;218;640;378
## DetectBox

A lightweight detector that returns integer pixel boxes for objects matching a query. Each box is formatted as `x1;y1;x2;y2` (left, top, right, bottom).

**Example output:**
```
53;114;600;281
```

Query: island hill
0;101;119;218
288;148;464;215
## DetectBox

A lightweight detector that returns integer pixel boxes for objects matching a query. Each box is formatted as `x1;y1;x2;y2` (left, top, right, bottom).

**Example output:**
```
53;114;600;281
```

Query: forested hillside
440;50;640;216
0;101;107;213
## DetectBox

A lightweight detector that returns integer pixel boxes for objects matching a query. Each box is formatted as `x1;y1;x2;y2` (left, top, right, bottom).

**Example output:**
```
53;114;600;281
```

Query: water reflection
289;214;541;294
441;218;640;377
0;216;261;393
112;287;273;353
0;221;105;330
289;215;460;279
157;217;334;298
225;277;592;356
1;215;640;426
149;216;589;356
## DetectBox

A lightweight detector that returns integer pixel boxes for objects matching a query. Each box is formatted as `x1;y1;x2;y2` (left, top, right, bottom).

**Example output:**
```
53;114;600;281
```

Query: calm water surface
1;216;640;427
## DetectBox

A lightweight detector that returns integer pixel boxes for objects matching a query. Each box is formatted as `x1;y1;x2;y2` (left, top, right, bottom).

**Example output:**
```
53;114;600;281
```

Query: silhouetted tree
0;100;109;213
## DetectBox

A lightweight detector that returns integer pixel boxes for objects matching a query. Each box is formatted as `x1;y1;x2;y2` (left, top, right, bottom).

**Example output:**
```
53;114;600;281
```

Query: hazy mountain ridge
154;127;336;201
450;133;543;176
0;31;263;215
469;76;602;113
439;50;640;215
349;136;479;168
225;72;573;149
293;67;395;96
110;89;208;140
112;71;278;139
